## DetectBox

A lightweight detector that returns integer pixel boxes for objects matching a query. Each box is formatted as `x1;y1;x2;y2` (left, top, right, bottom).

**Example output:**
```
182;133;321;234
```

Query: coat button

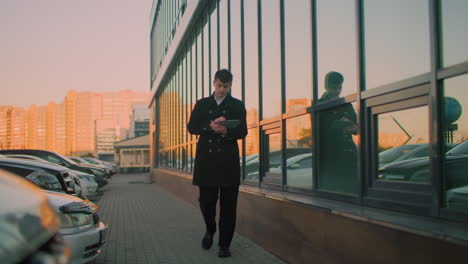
209;149;213;153
217;148;221;152
217;139;221;143
222;110;226;114
208;139;212;143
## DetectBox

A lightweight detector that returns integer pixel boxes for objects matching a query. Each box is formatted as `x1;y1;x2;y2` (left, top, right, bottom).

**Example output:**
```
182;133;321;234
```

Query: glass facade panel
441;0;468;67
244;0;259;127
286;115;313;189
261;0;281;120
285;0;312;110
230;0;242;100
245;127;260;181
211;8;219;74
219;0;229;69
364;0;430;89
262;133;282;185
197;33;204;99
204;21;211;96
317;0;357;98
377;106;429;184
443;75;468;212
317;102;359;194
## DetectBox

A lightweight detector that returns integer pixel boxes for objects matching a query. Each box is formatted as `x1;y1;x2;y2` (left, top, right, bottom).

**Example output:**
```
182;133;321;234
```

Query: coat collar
209;92;232;107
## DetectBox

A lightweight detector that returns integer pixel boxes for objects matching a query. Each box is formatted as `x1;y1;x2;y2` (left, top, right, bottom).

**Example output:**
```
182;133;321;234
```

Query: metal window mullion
355;0;365;201
311;0;319;190
429;0;443;217
240;0;247;181
280;0;286;190
201;27;205;98
228;0;232;71
257;0;263;121
217;0;221;70
208;11;212;93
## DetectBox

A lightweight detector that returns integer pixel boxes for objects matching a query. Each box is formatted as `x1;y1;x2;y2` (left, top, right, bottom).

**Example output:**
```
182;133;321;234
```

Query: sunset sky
0;0;154;108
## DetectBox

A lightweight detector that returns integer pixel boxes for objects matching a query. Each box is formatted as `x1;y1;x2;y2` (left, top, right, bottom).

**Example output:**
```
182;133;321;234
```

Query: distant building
114;134;149;173
127;104;150;139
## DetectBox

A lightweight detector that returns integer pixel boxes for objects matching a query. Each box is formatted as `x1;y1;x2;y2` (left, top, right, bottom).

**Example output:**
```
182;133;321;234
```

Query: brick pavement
92;173;286;264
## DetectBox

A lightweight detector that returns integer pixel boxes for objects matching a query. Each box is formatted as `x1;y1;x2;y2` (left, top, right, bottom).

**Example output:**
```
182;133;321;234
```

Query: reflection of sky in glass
219;0;229;70
230;0;242;100
364;0;430;89
261;0;281;119
317;0;357;98
244;0;259;119
211;9;218;75
441;0;468;67
378;106;429;148
444;74;468;143
285;0;312;105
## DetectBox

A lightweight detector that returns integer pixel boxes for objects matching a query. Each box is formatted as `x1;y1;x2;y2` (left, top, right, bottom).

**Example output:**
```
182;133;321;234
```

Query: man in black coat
187;69;248;258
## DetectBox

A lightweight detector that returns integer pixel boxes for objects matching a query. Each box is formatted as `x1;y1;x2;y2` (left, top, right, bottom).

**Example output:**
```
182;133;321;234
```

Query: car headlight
59;213;92;228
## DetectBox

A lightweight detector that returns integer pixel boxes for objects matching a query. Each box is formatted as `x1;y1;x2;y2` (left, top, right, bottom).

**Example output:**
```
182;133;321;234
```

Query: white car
45;191;108;264
69;171;99;197
246;153;313;187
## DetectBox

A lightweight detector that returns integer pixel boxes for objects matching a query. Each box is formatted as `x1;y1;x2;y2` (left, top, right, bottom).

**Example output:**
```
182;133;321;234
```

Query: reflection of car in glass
0;169;70;263
378;140;468;189
244;148;311;177
246;153;313;185
379;143;458;167
45;191;108;264
446;185;468;211
379;144;424;166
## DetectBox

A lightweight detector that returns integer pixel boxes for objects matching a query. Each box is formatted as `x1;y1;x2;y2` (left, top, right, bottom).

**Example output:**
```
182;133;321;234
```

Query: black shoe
218;247;231;258
201;233;213;250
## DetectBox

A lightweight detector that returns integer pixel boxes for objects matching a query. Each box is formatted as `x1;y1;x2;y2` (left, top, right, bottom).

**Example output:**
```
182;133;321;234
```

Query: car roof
0;157;68;172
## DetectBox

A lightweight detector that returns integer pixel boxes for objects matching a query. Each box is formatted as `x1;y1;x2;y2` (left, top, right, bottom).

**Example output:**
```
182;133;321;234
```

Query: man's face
213;79;231;99
327;82;342;98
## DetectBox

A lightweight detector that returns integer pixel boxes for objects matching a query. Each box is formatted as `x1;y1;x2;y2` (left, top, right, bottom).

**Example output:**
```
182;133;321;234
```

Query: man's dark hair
214;69;233;83
325;71;344;88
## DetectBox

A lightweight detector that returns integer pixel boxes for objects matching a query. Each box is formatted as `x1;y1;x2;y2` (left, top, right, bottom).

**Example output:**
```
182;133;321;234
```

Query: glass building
149;1;468;262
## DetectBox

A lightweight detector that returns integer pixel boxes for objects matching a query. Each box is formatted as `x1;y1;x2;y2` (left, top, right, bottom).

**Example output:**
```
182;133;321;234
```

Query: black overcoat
187;93;248;186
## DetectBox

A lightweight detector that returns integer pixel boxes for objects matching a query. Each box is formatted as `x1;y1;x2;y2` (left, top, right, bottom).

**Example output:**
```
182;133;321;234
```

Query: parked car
378;140;468;189
0;157;77;196
0;169;70;263
81;157;119;174
4;154;100;197
45;190;108;264
68;156;112;176
0;149;108;187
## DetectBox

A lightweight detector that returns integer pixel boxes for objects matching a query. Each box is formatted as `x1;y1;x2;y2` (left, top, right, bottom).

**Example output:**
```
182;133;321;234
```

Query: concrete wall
152;169;468;264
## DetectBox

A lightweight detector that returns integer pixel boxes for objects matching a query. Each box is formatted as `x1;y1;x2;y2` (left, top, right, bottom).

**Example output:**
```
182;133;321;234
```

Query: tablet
219;120;241;128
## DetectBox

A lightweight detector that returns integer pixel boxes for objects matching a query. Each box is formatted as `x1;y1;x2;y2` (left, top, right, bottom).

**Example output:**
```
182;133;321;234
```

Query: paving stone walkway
92;173;286;264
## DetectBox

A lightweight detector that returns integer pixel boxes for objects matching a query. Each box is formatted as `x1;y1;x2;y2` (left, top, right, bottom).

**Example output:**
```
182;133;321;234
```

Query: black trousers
198;185;239;248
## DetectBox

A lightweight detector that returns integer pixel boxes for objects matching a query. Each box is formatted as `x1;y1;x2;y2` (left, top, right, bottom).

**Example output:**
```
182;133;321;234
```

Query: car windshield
446;140;468;156
83;158;99;165
379;144;422;164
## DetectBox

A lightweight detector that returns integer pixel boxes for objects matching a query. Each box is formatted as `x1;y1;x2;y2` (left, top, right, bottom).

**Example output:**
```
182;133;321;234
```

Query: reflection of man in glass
318;71;358;193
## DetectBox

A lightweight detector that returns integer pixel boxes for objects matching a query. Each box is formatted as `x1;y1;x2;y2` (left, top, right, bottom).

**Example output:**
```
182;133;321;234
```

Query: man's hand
210;116;227;135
